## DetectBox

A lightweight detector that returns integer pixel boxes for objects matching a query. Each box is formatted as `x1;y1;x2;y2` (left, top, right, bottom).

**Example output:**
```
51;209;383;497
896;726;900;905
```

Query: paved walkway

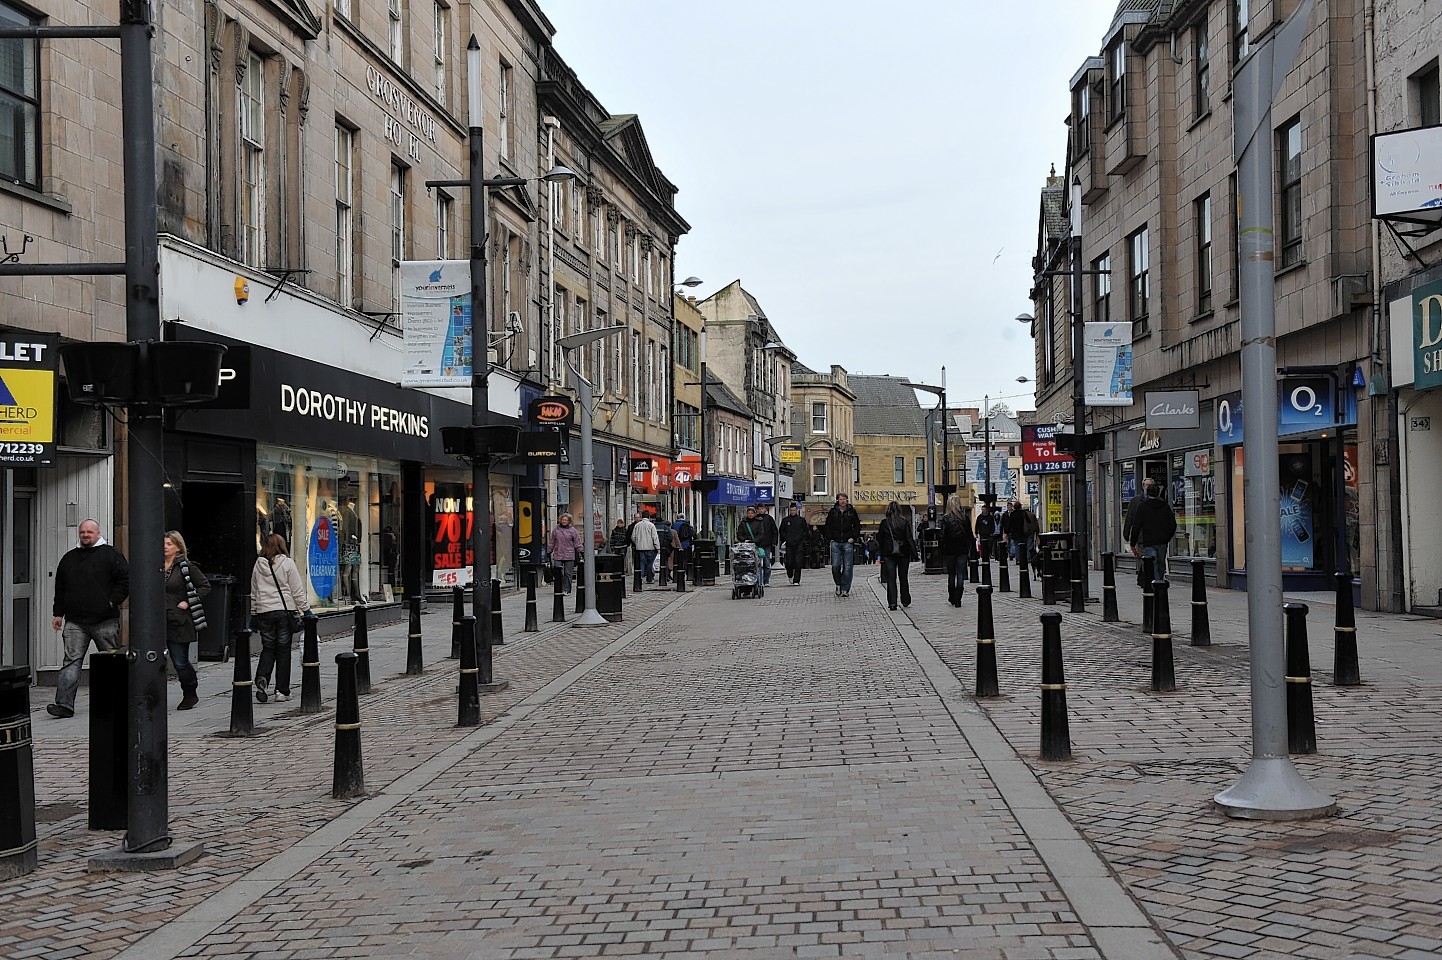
6;561;1440;959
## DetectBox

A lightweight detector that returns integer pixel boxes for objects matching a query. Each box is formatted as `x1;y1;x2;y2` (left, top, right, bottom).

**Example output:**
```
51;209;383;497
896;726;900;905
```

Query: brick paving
3;559;1440;959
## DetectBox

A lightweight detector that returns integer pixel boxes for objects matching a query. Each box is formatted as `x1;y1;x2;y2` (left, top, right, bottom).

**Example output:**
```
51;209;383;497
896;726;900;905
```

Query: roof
791;360;817;376
704;372;752;418
849;375;929;437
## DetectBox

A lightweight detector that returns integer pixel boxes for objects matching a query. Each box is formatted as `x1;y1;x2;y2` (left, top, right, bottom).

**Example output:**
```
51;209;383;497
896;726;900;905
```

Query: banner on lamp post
400;260;472;387
1083;322;1133;407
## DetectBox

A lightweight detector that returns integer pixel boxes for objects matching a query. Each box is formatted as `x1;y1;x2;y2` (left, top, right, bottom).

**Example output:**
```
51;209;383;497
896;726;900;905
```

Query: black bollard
1150;579;1176;692
1069;547;1085;614
450;585;464;659
634;560;643;593
1284;602;1317;754
332;652;365;799
406;596;425;674
1333;572;1360;686
575;561;587;614
968;551;980;584
458;615;481;727
1041;548;1056;605
1141;556;1156;634
523;570;539;633
1190;558;1211;646
997;550;1011;593
230;627;255;736
300;615;323;714
1018;552;1032;599
975;585;999;698
1101;552;1120;622
86;652;127;830
675;556;687;592
552;567;566;622
1039;612;1071;761
0;665;37;876
490;578;505;647
980;539;992;587
477;606;495;687
352;602;371;696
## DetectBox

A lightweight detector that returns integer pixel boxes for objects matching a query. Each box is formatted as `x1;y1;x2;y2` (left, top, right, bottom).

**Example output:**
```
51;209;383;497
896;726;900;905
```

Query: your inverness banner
401;260;471;387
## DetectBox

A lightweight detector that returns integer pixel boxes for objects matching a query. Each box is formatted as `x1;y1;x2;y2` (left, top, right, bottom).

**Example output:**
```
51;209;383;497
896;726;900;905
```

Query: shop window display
1169;449;1217;559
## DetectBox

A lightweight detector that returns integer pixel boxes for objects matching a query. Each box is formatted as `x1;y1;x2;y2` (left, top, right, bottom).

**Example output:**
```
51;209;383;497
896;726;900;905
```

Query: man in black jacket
778;503;809;585
1128;481;1178;579
49;519;130;718
823;494;862;597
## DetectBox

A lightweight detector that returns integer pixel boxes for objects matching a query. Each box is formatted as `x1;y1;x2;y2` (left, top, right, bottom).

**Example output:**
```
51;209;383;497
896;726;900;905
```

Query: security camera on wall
507;312;523;334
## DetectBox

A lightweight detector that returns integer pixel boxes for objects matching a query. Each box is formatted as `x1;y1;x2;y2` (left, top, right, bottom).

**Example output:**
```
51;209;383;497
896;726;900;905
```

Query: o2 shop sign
1216;379;1343;444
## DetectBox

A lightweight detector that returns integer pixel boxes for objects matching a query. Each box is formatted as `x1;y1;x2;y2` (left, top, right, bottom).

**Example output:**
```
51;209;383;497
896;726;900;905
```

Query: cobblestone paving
901;565;1442;960
174;578;1115;959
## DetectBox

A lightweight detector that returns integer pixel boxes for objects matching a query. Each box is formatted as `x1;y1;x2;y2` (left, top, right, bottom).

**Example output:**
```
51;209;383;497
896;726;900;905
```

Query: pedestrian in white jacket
250;534;312;704
630;515;660;584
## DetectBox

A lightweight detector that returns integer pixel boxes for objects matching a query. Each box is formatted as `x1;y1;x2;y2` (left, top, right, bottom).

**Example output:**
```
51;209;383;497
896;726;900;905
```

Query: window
1234;0;1250;64
1412;62;1439;128
630;236;640;283
570;180;582;240
591;204;602;251
499;61;512;160
388;0;405;65
812;457;829;497
433;3;447;104
610;221;620;270
436;194;451;258
894;457;905;484
1074;83;1091;155
1108;40;1126;121
645;339;655;420
1195;193;1213;314
334;124;355;306
0;1;39;189
1279;117;1303;268
1128;227;1150;332
391;164;407;314
811;401;828;433
1092;254;1111;324
853;456;860;484
334;0;350;17
239;52;266;268
630;331;640;414
915;458;926;484
1194;21;1210;118
659;347;668;425
644;248;653;295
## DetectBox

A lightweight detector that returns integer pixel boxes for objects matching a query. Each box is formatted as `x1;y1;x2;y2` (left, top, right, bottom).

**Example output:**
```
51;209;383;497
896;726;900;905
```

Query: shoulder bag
268;557;304;632
180;560;208;632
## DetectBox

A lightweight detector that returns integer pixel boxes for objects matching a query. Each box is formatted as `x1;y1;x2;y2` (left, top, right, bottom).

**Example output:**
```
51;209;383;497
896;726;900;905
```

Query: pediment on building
259;0;323;40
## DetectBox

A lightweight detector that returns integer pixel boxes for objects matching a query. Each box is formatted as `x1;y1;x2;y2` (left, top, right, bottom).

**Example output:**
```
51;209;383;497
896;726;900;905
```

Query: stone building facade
789;362;855;525
848;375;928;531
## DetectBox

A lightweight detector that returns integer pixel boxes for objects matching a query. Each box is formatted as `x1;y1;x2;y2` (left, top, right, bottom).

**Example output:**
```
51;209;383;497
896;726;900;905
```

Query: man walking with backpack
1002;499;1039;569
671;513;696;582
1128;481;1178;578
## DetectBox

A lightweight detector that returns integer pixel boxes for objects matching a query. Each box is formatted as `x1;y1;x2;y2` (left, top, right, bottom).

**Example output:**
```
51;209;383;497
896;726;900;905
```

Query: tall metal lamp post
910;374;954;508
558;325;628;626
427;35;574;641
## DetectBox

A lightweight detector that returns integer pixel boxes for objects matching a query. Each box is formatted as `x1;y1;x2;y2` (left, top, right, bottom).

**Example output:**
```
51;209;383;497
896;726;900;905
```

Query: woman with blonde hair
939;494;976;607
250;533;311;703
163;531;209;710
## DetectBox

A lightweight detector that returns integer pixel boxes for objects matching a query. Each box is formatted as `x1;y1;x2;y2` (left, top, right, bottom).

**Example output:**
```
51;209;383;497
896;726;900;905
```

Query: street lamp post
426;36;574;642
909;375;953;508
559;325;628;626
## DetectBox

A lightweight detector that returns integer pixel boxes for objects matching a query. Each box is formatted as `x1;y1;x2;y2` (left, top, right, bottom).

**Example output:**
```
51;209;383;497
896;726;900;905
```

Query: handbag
180;560;208;632
268;557;304;632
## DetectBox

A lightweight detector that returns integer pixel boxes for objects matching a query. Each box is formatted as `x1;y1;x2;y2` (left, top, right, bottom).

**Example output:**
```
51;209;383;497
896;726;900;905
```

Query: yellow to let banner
778;443;803;464
0;334;59;467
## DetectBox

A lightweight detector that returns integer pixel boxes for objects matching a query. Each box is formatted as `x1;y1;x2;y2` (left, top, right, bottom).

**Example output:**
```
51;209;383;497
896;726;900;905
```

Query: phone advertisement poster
1279;476;1315;568
401;259;471;387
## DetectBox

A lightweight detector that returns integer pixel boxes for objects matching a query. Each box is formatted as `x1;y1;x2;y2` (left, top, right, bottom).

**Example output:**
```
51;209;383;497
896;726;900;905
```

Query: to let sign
0;334;57;467
1021;424;1075;475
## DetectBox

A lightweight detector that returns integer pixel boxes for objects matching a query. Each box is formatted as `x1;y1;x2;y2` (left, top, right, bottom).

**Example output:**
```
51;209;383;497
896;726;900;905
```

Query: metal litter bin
594;553;624;622
1038;532;1074;604
693;539;718;586
198;574;236;661
0;665;36;878
922;527;943;575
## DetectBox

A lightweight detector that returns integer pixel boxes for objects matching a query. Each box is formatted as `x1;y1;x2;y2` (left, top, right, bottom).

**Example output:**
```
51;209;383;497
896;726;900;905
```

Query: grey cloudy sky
542;1;1119;414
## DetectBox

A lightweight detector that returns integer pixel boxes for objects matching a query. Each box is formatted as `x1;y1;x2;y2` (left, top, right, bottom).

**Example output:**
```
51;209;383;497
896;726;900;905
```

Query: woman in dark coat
939;494;977;607
876;501;916;611
163;530;210;710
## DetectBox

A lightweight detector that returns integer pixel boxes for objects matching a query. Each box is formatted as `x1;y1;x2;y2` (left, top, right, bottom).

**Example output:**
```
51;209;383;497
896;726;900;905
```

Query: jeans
554;559;575;593
167;638;198;690
830;541;855;592
942;554;966;603
54;618;121;710
639;550;658;582
882;557;912;608
756;548;771;586
1141;545;1169;581
254;610;295;696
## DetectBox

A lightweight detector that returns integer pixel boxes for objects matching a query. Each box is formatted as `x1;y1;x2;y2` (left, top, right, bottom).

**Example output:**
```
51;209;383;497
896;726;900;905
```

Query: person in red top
547;513;584;594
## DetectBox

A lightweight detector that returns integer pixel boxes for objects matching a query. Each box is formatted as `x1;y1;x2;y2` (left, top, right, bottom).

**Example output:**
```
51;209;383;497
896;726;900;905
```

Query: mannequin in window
340;497;363;601
272;496;291;545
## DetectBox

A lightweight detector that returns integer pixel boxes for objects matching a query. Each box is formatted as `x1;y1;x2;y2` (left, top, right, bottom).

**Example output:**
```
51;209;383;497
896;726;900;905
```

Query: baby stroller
730;541;764;599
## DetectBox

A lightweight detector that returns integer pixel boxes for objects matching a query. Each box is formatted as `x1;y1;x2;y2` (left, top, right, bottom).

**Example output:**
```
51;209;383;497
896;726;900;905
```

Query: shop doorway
2;470;37;670
180;481;248;582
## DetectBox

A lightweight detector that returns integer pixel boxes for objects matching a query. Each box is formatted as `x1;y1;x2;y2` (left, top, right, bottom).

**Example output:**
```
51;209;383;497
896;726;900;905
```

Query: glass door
3;471;37;671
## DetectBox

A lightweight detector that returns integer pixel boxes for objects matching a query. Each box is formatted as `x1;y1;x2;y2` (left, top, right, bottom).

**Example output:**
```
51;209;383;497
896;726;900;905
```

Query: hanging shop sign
1083;322;1134;407
0;333;57;467
399;259;471;387
1371;126;1442;218
514;429;568;464
1021;424;1075;475
528;395;575;427
1145;390;1201;429
629;454;673;493
671;456;701;487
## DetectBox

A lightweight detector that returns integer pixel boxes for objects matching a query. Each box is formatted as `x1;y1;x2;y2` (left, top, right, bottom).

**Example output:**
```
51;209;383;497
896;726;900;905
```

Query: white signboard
401;260;471;387
1083;322;1133;406
1373;126;1442;217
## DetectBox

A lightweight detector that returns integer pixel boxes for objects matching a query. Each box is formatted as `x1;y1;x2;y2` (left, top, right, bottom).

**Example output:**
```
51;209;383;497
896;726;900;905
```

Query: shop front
1103;415;1219;571
168;330;479;614
1213;382;1359;591
555;435;616;553
1388;269;1442;613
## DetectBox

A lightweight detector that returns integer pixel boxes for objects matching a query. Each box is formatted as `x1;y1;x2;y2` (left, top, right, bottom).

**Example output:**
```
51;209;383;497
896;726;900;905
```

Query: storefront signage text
0;332;57;467
366;66;440;161
1215;379;1357;445
1145;390;1200;429
1414;280;1442;391
280;383;429;437
430;495;474;588
1021;424;1075;475
851;490;919;503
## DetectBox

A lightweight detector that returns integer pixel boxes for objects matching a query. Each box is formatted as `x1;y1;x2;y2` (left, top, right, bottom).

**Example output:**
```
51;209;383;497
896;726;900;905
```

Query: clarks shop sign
173;329;470;462
1145;390;1200;429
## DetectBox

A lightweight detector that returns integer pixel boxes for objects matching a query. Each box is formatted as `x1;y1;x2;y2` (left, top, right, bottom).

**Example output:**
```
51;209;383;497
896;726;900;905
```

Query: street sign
778;443;803;464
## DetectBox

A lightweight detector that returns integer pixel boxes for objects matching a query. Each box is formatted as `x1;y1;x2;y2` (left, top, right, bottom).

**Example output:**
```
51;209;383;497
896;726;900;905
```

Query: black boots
178;685;199;710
